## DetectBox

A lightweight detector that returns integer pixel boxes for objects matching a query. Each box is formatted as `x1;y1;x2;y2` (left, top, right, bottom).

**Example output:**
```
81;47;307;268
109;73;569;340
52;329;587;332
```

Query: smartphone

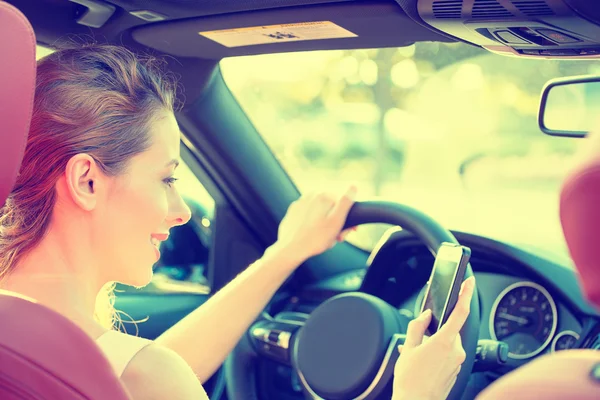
420;242;471;336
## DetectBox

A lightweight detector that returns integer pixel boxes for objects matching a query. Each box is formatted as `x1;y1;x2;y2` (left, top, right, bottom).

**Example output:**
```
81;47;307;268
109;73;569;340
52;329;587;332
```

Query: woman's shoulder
96;330;208;400
477;349;600;400
95;330;152;377
122;343;209;400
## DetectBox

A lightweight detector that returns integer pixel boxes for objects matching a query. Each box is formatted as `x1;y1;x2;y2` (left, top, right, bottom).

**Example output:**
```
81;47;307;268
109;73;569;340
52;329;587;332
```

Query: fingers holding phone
438;277;475;340
392;242;475;400
392;277;475;400
420;243;472;336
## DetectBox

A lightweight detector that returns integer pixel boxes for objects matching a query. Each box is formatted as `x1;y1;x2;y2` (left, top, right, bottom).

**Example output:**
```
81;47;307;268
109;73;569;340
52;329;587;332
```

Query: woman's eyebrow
165;159;180;169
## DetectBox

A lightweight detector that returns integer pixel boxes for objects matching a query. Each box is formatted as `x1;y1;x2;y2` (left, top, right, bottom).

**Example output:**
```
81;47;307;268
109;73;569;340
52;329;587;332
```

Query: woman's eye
163;177;179;188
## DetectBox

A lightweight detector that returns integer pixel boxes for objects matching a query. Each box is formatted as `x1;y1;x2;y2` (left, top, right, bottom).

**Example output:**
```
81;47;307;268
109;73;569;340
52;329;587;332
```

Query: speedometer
490;282;557;359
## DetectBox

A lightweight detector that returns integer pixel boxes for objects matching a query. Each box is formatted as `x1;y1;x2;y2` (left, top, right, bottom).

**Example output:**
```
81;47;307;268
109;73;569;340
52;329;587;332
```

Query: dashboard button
536;29;581;44
495;30;530;45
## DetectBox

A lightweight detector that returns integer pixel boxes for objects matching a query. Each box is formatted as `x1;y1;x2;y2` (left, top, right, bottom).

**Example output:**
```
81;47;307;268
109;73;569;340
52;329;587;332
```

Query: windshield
221;42;597;256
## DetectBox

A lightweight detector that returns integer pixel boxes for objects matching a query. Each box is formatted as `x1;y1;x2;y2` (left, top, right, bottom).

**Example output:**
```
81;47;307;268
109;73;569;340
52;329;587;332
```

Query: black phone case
439;246;471;327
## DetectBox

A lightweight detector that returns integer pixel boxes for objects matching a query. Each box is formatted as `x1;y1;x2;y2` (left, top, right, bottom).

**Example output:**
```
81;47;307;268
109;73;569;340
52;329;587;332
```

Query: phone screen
421;245;467;335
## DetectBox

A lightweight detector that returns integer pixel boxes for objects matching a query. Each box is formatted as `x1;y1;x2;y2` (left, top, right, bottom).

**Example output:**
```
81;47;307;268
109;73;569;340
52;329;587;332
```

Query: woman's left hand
273;187;357;265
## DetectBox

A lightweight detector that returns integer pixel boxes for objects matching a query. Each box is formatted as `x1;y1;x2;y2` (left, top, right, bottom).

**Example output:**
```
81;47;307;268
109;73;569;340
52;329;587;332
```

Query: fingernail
465;276;475;289
460;277;474;295
420;309;432;320
346;186;357;200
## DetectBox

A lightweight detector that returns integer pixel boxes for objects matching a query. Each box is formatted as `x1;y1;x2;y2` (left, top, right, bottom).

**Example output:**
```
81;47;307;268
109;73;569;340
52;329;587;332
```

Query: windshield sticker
199;21;357;48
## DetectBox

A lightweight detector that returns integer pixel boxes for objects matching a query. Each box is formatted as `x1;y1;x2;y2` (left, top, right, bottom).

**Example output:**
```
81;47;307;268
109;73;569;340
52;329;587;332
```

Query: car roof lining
110;0;358;19
10;0;455;60
13;0;600;62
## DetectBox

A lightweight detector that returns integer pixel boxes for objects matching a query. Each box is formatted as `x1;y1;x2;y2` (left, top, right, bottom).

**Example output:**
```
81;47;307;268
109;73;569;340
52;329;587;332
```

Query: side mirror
539;75;600;138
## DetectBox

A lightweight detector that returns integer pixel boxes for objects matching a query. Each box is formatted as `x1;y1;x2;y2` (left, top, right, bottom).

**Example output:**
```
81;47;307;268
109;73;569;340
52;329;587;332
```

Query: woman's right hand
392;276;476;400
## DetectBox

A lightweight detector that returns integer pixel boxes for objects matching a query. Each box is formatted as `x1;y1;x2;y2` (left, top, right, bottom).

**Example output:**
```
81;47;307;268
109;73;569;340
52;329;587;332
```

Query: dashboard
265;231;600;399
402;272;584;368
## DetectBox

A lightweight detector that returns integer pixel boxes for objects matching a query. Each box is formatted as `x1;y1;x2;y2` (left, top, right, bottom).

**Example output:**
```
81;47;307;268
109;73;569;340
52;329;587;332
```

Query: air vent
511;0;555;17
473;0;514;19
588;334;600;350
432;0;463;19
275;311;310;324
580;325;600;350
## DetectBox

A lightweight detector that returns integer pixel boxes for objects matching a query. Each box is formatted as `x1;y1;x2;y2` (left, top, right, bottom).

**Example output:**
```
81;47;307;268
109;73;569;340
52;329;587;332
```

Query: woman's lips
150;233;168;260
151;233;169;242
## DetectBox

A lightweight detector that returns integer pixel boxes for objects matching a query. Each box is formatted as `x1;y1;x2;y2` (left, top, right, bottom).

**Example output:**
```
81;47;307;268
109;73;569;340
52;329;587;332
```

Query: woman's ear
63;154;101;211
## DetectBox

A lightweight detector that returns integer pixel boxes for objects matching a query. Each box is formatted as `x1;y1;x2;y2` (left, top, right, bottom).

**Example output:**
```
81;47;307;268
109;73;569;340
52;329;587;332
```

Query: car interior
1;0;600;399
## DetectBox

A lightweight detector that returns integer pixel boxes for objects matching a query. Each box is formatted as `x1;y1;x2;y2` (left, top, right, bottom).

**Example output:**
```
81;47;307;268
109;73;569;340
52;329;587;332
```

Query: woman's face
95;112;191;287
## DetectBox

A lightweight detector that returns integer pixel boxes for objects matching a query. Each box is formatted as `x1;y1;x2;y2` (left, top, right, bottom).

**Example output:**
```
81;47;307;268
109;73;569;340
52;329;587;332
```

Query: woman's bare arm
154;244;300;382
154;189;355;382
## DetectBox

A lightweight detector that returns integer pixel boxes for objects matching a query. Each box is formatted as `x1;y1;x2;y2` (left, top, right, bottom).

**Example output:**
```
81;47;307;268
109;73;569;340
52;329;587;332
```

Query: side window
36;45;54;60
119;160;215;294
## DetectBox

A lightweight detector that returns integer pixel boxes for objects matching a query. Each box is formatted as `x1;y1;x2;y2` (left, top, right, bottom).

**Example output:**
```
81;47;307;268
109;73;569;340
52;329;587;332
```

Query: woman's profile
0;44;474;399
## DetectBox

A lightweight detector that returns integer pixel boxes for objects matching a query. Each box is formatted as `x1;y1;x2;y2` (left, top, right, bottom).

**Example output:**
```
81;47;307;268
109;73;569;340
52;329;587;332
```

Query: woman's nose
167;197;192;227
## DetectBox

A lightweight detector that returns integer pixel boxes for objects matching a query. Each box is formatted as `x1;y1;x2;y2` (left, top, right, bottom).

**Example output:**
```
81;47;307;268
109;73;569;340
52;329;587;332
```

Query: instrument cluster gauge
552;330;580;352
490;282;558;359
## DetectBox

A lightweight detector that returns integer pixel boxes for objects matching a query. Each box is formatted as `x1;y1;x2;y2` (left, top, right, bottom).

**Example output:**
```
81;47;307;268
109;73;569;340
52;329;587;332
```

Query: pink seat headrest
560;133;600;308
0;1;35;207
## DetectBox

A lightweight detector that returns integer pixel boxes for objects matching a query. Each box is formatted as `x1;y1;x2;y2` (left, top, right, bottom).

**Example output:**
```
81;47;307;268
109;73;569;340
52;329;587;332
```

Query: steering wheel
225;201;481;400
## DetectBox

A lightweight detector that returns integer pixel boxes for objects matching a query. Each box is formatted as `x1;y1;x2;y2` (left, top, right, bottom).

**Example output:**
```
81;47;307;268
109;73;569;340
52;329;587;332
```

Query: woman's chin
132;270;154;289
116;265;154;289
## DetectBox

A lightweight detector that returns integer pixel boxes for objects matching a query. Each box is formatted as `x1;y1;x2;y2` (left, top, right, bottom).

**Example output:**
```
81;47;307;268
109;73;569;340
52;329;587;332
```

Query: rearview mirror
539;76;600;138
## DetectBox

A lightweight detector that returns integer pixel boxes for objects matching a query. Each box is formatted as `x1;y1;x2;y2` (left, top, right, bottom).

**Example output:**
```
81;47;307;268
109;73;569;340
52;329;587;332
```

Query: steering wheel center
293;292;405;399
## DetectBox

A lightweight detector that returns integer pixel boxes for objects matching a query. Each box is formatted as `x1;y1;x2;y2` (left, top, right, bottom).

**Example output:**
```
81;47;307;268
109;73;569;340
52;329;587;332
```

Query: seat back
0;291;132;400
0;3;131;399
560;134;600;307
0;0;34;207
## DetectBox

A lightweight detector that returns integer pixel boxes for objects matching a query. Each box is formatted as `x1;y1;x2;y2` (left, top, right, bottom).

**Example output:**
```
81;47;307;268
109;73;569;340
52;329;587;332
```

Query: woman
0;44;474;399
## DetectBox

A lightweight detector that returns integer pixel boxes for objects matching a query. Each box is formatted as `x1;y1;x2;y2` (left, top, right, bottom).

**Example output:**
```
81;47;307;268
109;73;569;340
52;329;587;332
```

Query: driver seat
0;2;130;399
477;134;600;398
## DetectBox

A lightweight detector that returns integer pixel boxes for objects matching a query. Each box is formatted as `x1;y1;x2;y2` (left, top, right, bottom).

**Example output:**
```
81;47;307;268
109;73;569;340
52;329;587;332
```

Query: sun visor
131;1;452;59
416;0;600;59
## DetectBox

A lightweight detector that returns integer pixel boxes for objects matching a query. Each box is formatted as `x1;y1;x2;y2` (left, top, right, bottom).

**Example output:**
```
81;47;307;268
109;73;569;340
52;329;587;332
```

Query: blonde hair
0;44;177;329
